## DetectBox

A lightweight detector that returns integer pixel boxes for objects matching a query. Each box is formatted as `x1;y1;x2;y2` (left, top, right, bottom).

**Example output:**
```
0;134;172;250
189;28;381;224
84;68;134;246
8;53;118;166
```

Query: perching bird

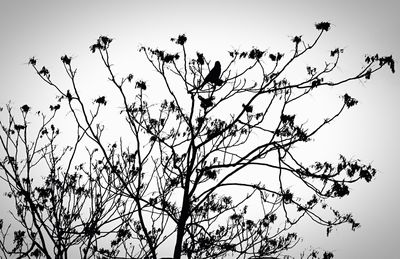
199;61;221;88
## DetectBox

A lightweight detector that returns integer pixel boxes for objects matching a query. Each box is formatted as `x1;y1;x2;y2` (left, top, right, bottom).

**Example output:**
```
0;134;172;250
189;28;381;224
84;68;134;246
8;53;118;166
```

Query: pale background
0;1;399;258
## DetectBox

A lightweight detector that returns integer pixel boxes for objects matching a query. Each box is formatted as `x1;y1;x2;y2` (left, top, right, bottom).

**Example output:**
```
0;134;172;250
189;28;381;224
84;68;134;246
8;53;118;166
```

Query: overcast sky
1;1;399;258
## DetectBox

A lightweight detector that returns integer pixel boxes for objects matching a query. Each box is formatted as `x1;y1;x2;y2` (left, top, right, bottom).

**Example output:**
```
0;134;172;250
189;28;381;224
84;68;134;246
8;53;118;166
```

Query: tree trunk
173;194;190;259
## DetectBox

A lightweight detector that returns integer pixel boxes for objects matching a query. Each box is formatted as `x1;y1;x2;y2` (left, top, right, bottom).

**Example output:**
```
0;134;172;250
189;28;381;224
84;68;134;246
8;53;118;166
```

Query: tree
0;22;395;259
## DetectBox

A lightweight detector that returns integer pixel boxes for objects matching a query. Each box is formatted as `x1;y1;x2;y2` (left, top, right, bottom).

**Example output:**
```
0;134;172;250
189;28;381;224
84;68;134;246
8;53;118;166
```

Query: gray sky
1;1;399;258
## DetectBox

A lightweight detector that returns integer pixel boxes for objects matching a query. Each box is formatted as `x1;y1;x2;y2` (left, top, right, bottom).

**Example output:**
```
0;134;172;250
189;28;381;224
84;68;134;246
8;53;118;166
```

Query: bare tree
0;22;395;259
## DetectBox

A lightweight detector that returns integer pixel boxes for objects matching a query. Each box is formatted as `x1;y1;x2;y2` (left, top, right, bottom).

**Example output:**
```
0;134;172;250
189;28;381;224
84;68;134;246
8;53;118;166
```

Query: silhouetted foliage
0;22;395;259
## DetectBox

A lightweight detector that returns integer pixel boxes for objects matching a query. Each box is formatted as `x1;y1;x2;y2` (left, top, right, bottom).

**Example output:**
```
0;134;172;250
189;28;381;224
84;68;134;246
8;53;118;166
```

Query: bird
199;61;221;89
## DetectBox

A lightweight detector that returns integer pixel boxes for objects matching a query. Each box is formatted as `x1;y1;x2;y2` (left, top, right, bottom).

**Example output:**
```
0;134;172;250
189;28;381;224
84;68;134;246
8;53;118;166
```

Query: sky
0;1;399;258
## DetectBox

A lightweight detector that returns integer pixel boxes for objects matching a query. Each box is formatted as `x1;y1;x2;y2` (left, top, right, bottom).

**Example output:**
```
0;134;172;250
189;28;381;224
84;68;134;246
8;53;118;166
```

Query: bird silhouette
199;61;221;89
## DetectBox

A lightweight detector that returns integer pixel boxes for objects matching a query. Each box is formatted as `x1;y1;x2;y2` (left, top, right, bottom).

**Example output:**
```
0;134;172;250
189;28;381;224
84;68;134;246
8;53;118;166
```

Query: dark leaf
66;90;72;102
14;124;25;131
315;22;331;32
39;66;49;76
343;93;358;108
61;55;71;65
239;52;248;58
95;96;107;105
282;190;293;204
323;251;334;259
281;114;295;126
136;80;147;90
196;52;205;65
30;248;43;258
198;95;215;109
248;48;264;59
21;104;30;113
127;73;133;82
50;104;61;111
90;43;100;53
365;69;372;80
277;52;284;61
99;36;112;47
292;35;302;44
331;181;349;197
203;168;217;180
28;57;37;66
242;104;253;113
171;34;187;45
359;169;373;182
